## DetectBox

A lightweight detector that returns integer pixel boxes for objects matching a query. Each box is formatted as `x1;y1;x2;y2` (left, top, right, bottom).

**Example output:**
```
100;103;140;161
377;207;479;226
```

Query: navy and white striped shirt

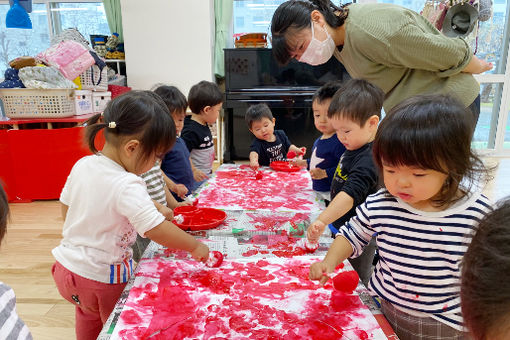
0;282;32;340
339;189;492;330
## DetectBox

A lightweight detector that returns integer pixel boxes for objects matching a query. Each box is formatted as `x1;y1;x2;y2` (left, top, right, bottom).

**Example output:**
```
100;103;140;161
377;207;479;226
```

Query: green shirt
335;3;479;111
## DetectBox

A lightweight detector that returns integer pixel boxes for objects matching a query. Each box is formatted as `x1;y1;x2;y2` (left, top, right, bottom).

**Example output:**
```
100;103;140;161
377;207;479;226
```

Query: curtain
214;0;233;78
103;0;124;42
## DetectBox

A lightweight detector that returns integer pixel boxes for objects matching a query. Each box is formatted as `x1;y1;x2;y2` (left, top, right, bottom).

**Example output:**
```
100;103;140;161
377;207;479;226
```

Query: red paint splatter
333;271;359;293
439;228;443;232
205;251;223;268
336;263;345;270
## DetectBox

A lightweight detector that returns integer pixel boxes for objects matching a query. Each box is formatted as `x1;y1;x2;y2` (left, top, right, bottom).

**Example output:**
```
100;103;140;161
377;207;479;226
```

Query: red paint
118;258;380;339
205;251;224;268
255;171;263;180
287;150;296;159
270;161;301;172
333;271;359;293
336;263;345;270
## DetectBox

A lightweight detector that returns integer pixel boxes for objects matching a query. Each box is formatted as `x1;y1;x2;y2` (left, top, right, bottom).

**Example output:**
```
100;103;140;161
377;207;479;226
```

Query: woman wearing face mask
271;0;492;131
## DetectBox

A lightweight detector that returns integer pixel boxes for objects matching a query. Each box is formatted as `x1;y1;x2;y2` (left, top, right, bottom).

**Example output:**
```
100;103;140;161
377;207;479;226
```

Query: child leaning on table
307;79;384;285
180;81;223;191
461;197;510;340
292;81;346;203
309;94;492;340
154;85;196;201
51;91;209;340
246;103;307;169
0;185;33;340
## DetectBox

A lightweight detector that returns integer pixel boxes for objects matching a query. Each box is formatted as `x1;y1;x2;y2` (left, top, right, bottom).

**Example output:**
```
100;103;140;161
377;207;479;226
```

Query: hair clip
108;122;117;129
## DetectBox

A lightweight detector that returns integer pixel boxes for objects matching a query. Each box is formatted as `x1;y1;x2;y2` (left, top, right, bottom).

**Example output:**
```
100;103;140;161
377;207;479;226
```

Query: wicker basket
79;65;108;91
0;88;76;118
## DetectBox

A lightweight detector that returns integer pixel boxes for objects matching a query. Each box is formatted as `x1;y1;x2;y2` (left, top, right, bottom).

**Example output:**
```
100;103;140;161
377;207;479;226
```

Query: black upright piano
223;48;349;162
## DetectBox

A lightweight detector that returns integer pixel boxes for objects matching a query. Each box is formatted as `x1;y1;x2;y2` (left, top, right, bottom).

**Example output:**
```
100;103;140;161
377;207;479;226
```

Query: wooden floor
1;158;509;340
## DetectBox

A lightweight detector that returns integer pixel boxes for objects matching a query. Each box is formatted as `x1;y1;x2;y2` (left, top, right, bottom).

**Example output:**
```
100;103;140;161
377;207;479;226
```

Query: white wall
121;0;215;96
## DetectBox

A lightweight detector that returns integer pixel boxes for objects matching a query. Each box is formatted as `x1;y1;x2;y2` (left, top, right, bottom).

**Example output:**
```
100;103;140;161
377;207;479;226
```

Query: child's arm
307;191;354;243
153;199;173;221
462;55;493;74
145;221;209;262
190;157;208;181
288;145;306;157
249;151;260;170
309;167;327;180
162;173;188;199
164;185;191;209
309;235;354;285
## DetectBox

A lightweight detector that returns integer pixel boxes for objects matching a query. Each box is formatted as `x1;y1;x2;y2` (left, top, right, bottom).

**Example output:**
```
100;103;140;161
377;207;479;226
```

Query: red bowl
174;206;199;215
173;208;227;231
270;161;301;172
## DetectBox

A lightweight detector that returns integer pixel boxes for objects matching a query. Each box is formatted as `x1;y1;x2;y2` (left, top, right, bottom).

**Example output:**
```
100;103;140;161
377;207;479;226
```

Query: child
293;81;346;202
309;94;492;339
180;81;223;191
0;185;33;340
246;103;307;169
307;79;384;284
461;197;510;340
51;91;209;340
154;85;196;200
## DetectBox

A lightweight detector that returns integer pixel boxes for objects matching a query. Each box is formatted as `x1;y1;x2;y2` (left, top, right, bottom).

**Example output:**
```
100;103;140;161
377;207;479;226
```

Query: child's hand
309;261;334;285
250;160;259;170
176;200;192;208
190;241;210;263
172;183;189;198
307;220;326;243
193;169;208;181
299;147;306;157
158;205;174;221
292;159;307;167
310;168;327;180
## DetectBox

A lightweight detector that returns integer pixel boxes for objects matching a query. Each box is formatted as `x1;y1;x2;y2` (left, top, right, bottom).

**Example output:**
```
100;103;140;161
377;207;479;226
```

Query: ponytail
84;113;107;154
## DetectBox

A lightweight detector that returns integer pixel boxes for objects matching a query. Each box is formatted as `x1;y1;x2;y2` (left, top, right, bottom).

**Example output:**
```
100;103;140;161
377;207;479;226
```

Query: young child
0;185;33;340
246;103;306;169
307;79;384;284
309;94;492;339
180;81;223;191
154;85;196;201
461;197;510;340
293;81;346;202
51;91;209;340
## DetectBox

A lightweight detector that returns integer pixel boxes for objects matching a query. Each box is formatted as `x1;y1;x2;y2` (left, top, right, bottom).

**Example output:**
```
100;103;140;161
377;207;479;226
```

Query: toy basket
0;88;76;118
79;65;108;91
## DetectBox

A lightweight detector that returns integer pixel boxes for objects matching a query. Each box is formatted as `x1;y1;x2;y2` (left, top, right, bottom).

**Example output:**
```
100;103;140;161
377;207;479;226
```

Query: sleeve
115;177;165;237
180;126;200;152
383;22;472;77
338;200;376;258
340;152;378;207
0;283;33;340
250;138;262;154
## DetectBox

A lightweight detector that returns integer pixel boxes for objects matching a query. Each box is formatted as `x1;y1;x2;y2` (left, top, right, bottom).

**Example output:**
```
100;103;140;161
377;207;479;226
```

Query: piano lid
224;48;349;92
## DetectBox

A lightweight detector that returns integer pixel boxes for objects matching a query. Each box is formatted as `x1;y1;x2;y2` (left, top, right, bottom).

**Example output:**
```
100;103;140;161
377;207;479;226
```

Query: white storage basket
0;88;76;118
80;65;108;91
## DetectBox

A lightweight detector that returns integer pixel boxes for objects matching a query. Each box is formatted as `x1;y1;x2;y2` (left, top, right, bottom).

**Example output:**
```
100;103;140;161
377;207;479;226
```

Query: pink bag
37;40;95;80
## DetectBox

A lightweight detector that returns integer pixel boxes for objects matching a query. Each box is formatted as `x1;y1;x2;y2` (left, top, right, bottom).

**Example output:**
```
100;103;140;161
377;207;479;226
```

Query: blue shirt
161;137;194;198
307;135;345;192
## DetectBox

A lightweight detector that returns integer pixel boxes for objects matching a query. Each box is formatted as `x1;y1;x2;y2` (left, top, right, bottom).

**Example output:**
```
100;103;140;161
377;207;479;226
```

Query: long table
99;164;397;339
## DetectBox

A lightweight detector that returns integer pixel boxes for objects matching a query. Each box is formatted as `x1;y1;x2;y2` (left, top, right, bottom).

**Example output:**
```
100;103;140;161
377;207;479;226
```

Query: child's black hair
271;0;350;65
154;85;187;114
187;81;223;114
461;197;510;340
373;94;488;207
312;80;343;104
245;103;274;129
328;79;384;126
85;90;176;169
0;185;8;245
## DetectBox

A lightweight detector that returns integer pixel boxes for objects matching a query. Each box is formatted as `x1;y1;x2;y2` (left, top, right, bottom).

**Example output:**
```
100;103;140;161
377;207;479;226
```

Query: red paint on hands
205;251;224;268
287;150;296;159
333;271;359;293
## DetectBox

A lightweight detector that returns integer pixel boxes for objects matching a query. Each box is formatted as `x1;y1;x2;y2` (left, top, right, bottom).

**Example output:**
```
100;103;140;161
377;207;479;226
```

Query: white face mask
298;21;336;66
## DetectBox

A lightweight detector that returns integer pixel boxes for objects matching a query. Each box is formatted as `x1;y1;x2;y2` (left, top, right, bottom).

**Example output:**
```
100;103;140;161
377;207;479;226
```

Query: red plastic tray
173;207;227;231
270;161;301;172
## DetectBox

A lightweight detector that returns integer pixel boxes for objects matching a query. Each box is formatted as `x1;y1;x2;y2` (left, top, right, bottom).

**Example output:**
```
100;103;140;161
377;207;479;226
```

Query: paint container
270;161;301;172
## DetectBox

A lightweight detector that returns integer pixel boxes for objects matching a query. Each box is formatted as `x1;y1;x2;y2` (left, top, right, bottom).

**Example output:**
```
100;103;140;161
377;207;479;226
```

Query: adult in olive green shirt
271;0;492;129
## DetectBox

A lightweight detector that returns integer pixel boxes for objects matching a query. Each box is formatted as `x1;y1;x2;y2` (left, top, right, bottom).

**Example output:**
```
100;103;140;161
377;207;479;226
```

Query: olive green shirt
335;3;479;111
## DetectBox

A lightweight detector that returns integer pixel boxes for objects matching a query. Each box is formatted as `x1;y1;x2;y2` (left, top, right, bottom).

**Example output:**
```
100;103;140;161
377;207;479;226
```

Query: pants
348;236;376;286
467;95;480;137
52;261;127;340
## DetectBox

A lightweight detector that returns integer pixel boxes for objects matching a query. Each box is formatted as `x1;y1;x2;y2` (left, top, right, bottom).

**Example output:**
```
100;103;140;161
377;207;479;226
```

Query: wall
121;0;215;95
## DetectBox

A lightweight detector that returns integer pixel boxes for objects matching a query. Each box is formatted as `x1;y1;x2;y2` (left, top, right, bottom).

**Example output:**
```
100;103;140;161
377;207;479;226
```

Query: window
0;1;109;76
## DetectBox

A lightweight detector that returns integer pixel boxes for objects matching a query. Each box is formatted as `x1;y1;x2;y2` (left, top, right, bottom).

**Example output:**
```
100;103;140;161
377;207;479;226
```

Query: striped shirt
140;162;167;205
0;282;33;340
339;189;492;330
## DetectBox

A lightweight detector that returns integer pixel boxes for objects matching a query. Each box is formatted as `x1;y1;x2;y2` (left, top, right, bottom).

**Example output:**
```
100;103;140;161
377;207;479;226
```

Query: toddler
181;81;223;191
51;91;209;340
246;103;306;168
309;94;492;340
293;81;346;202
